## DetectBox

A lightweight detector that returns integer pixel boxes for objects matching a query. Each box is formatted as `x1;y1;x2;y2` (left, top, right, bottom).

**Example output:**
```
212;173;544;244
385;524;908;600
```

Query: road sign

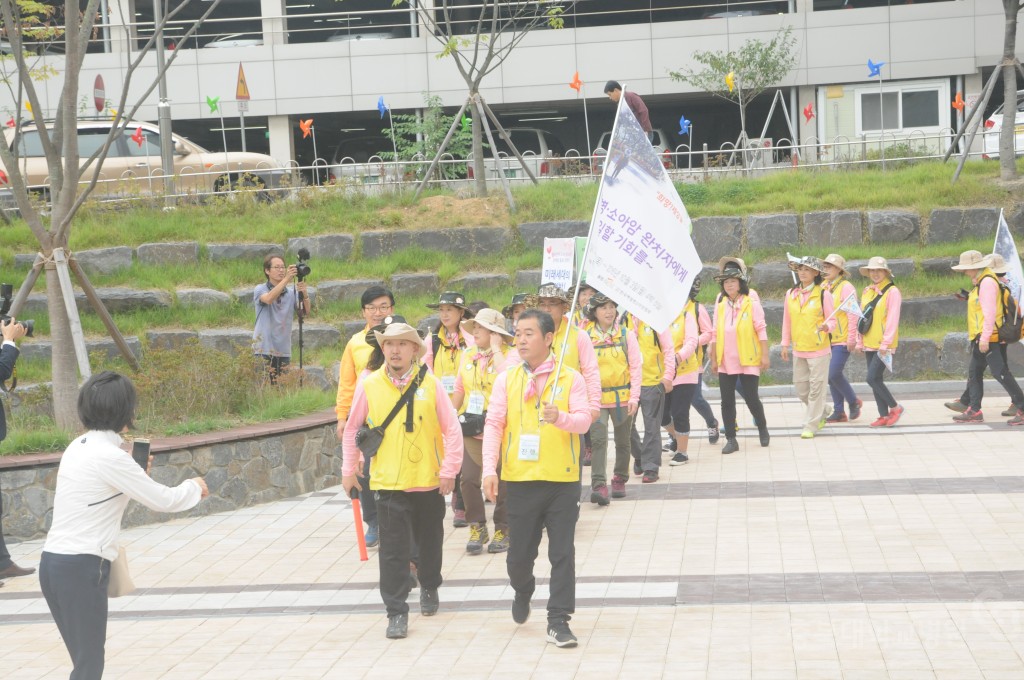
94;75;105;113
238;100;249;113
236;63;251;101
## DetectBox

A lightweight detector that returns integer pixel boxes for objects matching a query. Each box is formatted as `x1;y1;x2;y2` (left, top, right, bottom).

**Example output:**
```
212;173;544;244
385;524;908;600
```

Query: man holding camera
253;254;311;382
0;315;33;586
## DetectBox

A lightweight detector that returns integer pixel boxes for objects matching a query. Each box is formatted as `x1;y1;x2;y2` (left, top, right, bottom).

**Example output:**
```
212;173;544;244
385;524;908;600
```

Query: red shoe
590;484;610;506
886;405;905;427
611;474;627;498
869;416;889;428
825;412;848;423
1008;409;1024;426
952;408;983;423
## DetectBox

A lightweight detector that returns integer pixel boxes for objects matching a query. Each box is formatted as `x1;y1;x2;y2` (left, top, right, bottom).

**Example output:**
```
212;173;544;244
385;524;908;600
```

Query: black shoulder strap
378;364;428;434
863;282;894;314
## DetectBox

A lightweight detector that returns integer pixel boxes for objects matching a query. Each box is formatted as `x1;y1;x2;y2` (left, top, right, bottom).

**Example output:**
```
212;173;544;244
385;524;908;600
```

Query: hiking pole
350;488;369;562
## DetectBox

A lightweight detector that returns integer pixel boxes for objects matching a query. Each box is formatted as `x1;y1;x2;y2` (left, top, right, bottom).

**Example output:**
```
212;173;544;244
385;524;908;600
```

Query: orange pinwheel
131;126;145;147
952;92;965;112
569;71;582;92
300;119;314;139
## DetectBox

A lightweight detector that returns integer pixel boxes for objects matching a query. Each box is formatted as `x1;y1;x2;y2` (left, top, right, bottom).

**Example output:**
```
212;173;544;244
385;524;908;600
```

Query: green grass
0;415;72;456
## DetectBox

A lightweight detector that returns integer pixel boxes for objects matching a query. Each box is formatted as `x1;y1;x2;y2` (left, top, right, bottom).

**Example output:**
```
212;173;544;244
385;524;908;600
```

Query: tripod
295;279;306;387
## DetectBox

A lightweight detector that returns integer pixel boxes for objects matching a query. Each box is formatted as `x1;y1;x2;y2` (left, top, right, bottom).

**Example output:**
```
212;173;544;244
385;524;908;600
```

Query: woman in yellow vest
855;257;905;427
821;254;863;423
451;308;513;554
780;256;838;439
664;288;702;466
583;293;641;504
424;290;475;527
710;261;770;454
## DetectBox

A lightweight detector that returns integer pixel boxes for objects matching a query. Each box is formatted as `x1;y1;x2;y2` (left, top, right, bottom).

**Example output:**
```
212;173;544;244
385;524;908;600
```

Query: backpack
997;282;1023;344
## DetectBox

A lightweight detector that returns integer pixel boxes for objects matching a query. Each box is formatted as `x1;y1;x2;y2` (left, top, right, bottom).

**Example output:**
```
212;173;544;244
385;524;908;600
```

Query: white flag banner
541;237;576;292
580;89;702;333
994;209;1023;304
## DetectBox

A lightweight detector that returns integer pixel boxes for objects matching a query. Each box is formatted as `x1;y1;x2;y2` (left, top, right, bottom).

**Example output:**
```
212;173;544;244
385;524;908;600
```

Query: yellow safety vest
585;322;631;407
624;314;664;387
968;269;1004;343
553;318;582;372
362;367;445;491
826;279;851;345
715;295;761;367
500;363;580;483
455;347;505;415
670;302;702;377
786;284;830;353
860;281;899;350
349;329;375;374
431;329;466;388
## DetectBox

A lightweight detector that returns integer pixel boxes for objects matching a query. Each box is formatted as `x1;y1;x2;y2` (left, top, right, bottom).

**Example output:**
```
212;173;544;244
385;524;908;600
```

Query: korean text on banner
541;238;576;292
582;91;701;333
995;209;1024;307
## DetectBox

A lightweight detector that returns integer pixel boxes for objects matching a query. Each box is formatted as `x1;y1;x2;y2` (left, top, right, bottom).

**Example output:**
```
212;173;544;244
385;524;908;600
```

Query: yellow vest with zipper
671;302;702;377
431;330;465;389
585;322;630;407
787;284;830;353
455;347;505;415
827;279;851;345
500;364;580;483
860;282;899;350
715;295;761;367
553;318;582;372
363;367;445;491
625;314;665;387
968;269;1004;343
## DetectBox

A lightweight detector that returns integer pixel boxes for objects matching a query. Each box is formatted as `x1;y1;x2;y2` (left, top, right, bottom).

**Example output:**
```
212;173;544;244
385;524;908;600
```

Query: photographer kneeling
253;254;311;382
40;372;209;680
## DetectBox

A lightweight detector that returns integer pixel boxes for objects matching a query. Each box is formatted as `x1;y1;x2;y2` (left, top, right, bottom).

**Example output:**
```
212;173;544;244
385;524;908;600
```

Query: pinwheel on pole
378;96;400;181
868;59;887;170
569;71;593;172
300;118;320;185
206;95;231;177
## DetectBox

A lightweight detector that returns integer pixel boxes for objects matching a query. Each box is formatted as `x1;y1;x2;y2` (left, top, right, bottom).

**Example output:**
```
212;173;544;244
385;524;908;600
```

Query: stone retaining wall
0;411;342;541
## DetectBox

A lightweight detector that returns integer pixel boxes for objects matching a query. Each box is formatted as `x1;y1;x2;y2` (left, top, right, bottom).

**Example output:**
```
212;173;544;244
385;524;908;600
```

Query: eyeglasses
269;265;287;270
363;304;393;313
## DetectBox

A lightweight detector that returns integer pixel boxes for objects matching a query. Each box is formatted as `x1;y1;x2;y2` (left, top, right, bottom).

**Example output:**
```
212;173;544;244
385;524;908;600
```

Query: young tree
669;26;798;164
380;93;473;181
0;0;223;430
999;0;1020;180
391;0;572;197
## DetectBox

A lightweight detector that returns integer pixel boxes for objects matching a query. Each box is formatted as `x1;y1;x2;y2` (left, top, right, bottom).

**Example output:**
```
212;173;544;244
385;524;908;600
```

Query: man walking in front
342;323;463;640
482;309;592;648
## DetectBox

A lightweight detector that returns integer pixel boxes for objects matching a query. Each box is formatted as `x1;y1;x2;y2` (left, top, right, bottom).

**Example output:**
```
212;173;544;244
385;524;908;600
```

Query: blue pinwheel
678;115;691;136
867;59;885;78
377;96;389;119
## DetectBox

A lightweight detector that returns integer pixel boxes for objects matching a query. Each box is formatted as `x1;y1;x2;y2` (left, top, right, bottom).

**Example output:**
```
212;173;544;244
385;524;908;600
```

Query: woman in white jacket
40;372;209;680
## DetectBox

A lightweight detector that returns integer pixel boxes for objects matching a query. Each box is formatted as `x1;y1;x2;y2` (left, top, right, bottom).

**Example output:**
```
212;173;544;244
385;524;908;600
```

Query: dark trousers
828;345;859;414
357;451;376;524
967;342;1024;411
39;551;109;680
257;354;290;384
865;351;897;416
460;438;508;531
375;489;445;617
669;383;698;435
630;384;666;471
0;482;11;570
690;375;718;428
505;480;580;624
718;373;766;439
958;344;1013;406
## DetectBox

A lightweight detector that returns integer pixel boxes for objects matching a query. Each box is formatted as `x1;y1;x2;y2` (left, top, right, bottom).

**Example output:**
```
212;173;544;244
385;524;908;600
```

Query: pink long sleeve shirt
713;293;768;376
857;284;903;352
696;303;713;347
505;317;602;412
342;373;464;489
591;326;643;406
977;276;1000;340
481;368;592;479
780;285;837;359
673;309;701;385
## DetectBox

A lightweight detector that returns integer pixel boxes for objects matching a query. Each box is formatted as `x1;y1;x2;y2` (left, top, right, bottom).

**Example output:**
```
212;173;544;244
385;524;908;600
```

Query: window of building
856;82;946;134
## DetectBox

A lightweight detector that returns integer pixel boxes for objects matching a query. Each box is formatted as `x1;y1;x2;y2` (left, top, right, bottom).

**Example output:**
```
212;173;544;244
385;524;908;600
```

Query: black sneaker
758;428;770;447
663;437;677;453
420;587;439;616
512;592;531;624
669;452;689;466
546;620;578;648
721;439;739;455
708;420;720;445
386;613;408;639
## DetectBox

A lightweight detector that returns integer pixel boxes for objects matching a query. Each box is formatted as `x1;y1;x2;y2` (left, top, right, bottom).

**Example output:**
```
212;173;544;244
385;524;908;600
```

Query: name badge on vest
518;433;540;461
467;391;485;415
441;375;456;394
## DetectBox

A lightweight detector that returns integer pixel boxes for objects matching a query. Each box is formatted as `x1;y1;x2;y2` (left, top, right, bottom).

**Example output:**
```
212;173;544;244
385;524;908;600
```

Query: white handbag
107;546;136;598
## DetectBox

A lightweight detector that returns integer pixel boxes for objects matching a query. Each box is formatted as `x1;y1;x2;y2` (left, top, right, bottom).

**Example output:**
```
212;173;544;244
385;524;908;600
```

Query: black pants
718;373;766;439
959;344;1012;406
967;342;1024;411
375;489;445;617
669;383;698;435
0;481;12;570
505;480;580;624
357;451;376;524
257;354;290;384
865;351;897;416
39;552;109;680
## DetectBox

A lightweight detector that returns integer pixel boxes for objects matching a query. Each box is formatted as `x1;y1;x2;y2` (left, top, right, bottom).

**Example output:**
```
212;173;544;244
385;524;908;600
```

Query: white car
982;89;1024;159
468;127;566;180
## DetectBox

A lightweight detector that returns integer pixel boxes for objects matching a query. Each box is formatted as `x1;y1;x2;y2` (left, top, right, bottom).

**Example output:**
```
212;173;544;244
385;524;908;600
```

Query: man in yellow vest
335;285;396;547
342;323;464;640
482;309;593;648
949;250;1024;425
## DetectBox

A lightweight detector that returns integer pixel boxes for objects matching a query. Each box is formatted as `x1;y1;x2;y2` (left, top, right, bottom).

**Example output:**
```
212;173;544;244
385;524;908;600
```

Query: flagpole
879;68;885;171
822;292;858;325
311;126;320;186
581;86;592;173
219;108;229;175
388;110;399;184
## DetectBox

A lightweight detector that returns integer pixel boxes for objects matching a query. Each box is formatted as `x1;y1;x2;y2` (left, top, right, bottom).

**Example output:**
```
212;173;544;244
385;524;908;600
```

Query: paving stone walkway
1;394;1022;679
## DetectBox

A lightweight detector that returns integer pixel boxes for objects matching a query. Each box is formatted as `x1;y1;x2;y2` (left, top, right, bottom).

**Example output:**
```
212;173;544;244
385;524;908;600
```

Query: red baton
350;488;369;562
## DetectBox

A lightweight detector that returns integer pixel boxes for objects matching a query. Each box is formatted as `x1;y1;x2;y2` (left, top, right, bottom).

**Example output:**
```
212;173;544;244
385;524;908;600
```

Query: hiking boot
669;451;689;465
582;446;592;466
721;439;739;455
944;400;968;413
870;416;888;427
633;459;642;476
466;523;489;555
800;430;814;439
512;592;531;624
488;529;509;553
708;420;720;444
364;520;379;548
452;509;468;528
850;399;863;421
386;614;408;639
886;405;905;427
825;411;848;423
1008;409;1024;426
420;588;439;616
590;484;610;506
546;620;578;648
408;562;418;590
952;408;983;423
1002;404;1017;417
758;428;770;447
642;471;659;483
611;474;627;498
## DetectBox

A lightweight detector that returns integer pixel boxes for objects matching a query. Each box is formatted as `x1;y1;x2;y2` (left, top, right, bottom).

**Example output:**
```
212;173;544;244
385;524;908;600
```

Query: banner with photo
541;237;575;292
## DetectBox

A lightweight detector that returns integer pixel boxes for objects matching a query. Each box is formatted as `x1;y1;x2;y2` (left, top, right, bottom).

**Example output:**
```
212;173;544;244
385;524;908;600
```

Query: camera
294;248;311;282
0;283;33;337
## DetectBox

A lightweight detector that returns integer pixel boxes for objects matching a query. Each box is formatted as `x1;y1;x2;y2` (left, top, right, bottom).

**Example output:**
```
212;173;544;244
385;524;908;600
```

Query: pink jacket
481;368;592;479
780;285;837;359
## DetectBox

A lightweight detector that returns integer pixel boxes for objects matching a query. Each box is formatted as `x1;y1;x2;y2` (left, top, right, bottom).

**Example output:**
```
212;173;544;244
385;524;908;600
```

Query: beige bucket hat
859;256;894;277
950;250;993;272
461;308;512;338
990;253;1009;275
373;322;426;358
718;256;747;275
822;253;849;275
